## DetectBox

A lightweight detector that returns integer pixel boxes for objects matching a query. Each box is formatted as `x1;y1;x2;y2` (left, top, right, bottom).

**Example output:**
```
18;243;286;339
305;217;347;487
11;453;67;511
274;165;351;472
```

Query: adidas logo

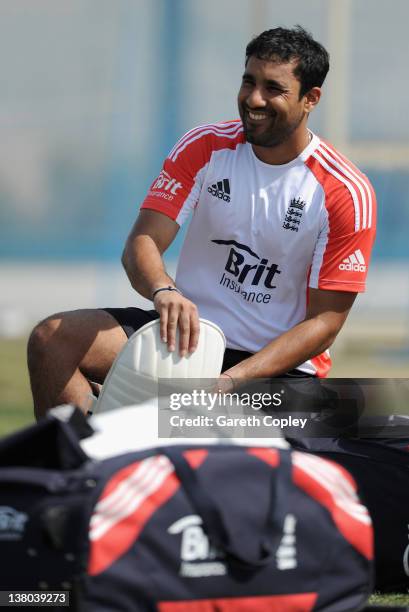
339;249;366;272
207;179;231;202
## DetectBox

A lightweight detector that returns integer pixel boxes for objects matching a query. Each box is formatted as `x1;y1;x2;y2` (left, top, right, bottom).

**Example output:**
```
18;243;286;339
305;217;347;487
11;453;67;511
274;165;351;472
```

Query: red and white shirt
141;120;376;376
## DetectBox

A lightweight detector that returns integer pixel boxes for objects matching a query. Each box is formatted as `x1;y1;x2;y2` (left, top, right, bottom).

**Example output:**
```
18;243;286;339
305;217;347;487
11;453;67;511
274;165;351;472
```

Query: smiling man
28;26;376;417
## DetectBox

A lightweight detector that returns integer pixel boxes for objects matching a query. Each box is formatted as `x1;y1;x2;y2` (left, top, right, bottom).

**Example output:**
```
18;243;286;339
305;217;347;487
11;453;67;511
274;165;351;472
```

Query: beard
240;108;304;148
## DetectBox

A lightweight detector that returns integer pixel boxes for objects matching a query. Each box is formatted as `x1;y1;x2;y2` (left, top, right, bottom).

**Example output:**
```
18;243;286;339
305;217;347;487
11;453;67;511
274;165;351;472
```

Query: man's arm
122;209;200;356
220;288;357;386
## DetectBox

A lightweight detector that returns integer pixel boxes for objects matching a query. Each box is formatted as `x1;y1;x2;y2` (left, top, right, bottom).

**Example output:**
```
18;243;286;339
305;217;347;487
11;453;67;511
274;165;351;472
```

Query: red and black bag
288;435;409;593
0;414;373;611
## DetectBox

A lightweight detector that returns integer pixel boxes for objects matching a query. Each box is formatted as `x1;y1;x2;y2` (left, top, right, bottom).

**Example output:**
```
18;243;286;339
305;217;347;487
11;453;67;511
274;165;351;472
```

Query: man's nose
246;88;267;108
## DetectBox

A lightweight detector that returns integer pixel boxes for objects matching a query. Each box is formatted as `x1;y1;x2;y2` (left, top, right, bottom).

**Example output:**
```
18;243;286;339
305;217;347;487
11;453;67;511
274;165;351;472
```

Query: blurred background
1;0;408;435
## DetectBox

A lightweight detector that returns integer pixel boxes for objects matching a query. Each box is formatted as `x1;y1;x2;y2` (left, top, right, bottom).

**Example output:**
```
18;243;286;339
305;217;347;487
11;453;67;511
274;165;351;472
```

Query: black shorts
103;306;314;377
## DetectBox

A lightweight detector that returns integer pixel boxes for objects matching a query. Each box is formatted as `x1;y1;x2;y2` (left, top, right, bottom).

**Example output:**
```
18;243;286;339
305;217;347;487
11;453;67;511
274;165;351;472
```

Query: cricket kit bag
288;436;409;592
0;413;373;611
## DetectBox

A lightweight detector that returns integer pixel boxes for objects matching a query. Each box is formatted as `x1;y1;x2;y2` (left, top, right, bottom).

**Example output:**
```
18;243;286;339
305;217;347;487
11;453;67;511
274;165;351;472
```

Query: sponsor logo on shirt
207;178;231;202
282;197;306;232
339;249;366;272
148;170;183;201
168;514;227;578
212;239;281;304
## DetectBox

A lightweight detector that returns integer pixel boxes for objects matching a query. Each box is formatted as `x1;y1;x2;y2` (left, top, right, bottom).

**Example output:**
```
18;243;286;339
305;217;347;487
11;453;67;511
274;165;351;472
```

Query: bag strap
161;446;292;570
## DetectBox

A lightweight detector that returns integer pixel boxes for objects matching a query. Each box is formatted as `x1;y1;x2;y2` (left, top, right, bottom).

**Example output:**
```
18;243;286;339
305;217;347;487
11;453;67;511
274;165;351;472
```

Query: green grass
0;337;34;436
369;593;409;606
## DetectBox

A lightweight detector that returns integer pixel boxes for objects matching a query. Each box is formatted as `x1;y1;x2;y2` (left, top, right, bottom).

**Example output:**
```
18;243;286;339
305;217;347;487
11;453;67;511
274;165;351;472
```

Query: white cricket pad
94;318;226;413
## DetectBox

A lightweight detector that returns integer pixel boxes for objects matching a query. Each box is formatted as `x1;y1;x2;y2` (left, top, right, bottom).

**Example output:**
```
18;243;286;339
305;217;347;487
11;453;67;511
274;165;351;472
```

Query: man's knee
27;310;97;364
27;308;127;374
27;315;63;363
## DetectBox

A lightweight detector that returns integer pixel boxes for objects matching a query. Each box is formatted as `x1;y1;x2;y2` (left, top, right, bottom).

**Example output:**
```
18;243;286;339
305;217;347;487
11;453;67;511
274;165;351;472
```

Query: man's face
238;56;307;148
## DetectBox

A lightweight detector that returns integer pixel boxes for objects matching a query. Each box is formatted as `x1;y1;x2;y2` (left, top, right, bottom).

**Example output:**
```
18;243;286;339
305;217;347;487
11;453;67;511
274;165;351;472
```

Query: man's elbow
121;237;135;274
323;329;338;352
311;317;343;354
121;245;129;271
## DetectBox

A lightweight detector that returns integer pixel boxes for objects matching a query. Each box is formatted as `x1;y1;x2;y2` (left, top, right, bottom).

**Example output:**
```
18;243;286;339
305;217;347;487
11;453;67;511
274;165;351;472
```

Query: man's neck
251;127;312;165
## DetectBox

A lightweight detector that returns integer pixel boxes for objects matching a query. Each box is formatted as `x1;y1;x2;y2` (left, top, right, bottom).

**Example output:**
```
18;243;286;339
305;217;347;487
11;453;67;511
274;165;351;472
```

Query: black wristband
152;286;182;300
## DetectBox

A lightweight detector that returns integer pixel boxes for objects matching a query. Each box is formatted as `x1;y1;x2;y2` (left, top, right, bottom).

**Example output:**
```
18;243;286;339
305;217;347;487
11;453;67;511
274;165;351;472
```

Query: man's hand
215;373;235;393
153;290;200;357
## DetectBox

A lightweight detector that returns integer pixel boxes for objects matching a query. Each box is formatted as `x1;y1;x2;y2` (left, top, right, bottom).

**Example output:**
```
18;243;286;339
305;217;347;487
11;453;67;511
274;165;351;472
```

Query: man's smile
247;111;269;121
244;109;276;127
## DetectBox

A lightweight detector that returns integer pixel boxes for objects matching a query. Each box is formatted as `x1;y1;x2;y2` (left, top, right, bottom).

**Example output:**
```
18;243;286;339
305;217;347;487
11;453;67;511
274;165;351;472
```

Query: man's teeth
248;112;268;121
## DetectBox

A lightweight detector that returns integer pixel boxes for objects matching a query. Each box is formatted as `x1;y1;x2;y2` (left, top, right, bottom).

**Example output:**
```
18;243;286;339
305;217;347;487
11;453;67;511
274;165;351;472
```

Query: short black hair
245;26;329;97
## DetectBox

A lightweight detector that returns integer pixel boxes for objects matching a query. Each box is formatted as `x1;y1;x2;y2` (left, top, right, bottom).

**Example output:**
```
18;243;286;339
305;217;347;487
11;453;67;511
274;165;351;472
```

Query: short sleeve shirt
141;120;376;376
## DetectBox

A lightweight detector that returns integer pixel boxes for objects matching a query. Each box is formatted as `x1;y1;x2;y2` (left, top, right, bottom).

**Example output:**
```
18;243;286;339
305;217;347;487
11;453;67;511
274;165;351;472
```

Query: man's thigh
39;308;131;384
102;307;159;339
77;307;159;382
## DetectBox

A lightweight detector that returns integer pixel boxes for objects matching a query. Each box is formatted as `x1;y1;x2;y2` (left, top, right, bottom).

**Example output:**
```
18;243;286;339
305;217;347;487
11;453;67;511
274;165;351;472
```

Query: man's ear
304;87;322;112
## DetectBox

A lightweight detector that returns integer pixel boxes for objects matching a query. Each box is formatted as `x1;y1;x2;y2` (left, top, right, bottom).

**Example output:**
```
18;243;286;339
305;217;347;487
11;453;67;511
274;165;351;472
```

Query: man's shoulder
305;136;376;232
167;120;245;163
306;137;374;190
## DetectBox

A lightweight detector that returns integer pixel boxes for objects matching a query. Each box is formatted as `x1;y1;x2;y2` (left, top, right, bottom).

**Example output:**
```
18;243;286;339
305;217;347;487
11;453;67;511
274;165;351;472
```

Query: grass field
1;336;409;607
369;593;409;607
0;337;33;436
